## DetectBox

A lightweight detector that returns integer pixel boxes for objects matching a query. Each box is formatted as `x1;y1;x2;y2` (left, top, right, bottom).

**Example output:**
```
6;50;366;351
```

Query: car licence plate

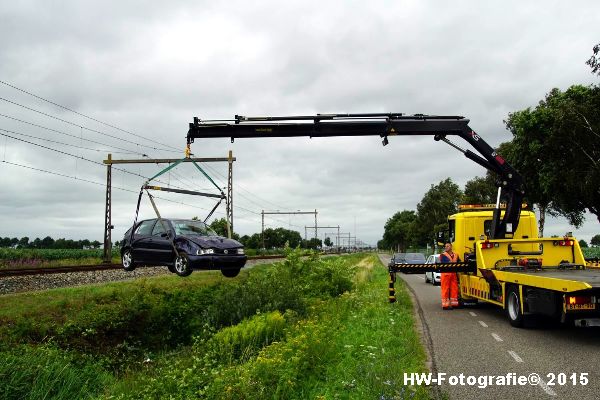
566;303;596;310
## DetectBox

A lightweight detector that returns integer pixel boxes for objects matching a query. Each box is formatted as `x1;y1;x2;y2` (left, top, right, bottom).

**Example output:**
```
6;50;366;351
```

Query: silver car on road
424;254;441;285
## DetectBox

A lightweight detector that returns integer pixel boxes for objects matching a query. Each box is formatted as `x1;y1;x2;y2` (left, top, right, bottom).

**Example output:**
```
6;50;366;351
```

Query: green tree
261;227;302;249
240;233;262;249
493;140;554;235
209;218;240;240
380;210;417;251
586;42;600;76
463;175;497;204
414;178;463;246
18;237;29;248
591;234;600;247
579;239;588;248
40;236;54;248
324;237;333;247
303;237;322;249
505;85;600;227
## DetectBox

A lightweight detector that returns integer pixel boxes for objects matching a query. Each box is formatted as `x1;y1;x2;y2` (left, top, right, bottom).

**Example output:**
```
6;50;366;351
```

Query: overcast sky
0;0;598;246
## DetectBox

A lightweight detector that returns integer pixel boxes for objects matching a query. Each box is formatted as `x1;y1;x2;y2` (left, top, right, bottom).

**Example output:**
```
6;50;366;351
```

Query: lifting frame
102;152;235;263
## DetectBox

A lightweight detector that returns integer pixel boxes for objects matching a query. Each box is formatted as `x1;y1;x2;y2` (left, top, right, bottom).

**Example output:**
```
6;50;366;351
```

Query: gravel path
0;258;281;296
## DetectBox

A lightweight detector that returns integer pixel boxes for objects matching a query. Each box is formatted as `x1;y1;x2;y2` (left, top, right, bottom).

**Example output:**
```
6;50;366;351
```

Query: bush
206;317;333;399
583;247;600;258
207;310;288;364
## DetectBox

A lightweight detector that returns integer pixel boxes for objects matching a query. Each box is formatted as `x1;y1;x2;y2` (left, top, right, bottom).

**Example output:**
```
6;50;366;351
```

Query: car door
148;220;175;264
425;255;432;281
131;220;156;263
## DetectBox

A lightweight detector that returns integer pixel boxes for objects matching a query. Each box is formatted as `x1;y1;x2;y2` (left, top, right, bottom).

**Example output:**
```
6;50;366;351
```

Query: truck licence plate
567;303;596;310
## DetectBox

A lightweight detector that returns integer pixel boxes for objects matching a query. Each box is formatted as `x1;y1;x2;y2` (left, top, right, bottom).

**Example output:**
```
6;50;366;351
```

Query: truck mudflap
389;260;476;274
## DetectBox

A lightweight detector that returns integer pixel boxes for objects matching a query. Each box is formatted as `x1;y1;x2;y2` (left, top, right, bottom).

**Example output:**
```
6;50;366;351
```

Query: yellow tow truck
184;112;600;328
445;204;599;327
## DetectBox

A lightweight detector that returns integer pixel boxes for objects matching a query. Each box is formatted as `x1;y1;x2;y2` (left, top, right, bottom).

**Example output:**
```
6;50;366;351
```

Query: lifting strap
146;190;180;258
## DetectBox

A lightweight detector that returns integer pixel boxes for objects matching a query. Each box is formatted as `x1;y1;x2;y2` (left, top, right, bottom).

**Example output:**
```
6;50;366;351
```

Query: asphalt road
380;255;600;400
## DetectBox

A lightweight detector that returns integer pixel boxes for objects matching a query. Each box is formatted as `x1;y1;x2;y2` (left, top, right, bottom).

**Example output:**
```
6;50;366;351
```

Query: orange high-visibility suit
440;251;459;309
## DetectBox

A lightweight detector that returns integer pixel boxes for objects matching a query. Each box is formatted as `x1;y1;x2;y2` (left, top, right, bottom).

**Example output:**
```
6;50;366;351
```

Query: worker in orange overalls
440;242;460;309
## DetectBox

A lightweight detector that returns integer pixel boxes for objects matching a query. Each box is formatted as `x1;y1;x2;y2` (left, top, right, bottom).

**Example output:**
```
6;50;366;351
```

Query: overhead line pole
102;154;235;263
334;232;351;251
226;150;233;237
261;210;318;249
305;225;340;243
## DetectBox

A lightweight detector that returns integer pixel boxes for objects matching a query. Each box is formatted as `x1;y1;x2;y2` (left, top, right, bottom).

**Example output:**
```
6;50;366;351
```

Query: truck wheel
122;249;135;271
174;252;193;277
506;285;524;327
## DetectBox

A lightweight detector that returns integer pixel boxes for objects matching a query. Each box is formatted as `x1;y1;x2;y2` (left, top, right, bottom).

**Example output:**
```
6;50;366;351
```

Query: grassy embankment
0;251;430;399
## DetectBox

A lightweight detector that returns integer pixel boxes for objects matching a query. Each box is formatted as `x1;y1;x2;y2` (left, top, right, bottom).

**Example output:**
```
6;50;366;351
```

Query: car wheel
122;249;135;271
221;268;240;278
167;264;176;273
174;252;192;277
506;285;525;327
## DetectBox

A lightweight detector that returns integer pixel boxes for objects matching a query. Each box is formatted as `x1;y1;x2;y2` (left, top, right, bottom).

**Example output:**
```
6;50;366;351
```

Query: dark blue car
120;218;246;277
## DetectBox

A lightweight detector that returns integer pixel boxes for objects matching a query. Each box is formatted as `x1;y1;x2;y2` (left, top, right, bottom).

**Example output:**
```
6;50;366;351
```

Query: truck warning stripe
390;262;475;273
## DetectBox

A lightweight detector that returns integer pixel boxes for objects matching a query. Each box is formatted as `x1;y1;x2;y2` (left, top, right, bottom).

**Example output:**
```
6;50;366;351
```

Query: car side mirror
160;232;169;238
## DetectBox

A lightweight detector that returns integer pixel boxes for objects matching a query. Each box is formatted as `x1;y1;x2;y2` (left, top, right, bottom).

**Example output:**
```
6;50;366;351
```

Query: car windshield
172;220;218;236
404;253;426;263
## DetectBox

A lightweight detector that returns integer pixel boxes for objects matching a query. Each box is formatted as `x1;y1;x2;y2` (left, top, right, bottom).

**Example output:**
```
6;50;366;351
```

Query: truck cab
448;204;538;262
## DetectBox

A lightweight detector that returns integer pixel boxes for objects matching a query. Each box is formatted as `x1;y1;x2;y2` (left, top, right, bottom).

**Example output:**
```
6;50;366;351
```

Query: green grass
0;345;112;400
0;252;430;399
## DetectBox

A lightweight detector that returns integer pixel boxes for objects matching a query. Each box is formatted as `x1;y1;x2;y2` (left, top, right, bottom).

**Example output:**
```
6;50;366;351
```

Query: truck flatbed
516;268;600;288
488;267;600;293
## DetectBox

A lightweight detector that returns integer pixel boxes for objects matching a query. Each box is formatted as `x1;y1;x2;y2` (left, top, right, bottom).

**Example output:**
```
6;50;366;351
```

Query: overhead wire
0;159;268;224
1;83;296;215
0;96;180;154
1;160;219;214
0;127;139;155
0;82;312;232
0;113;147;156
0;128;191;191
199;161;292;211
0;80;182;152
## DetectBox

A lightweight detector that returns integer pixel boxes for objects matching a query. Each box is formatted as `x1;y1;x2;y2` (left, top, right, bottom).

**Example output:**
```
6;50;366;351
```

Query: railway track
0;255;286;278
